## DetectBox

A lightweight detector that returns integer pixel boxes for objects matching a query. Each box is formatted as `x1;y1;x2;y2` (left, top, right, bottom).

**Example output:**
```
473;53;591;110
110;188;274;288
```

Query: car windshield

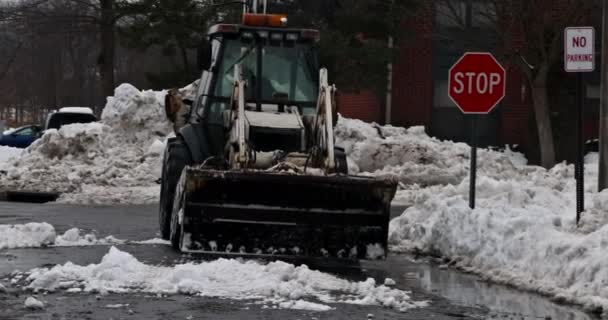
4;125;33;135
47;113;97;130
215;38;318;108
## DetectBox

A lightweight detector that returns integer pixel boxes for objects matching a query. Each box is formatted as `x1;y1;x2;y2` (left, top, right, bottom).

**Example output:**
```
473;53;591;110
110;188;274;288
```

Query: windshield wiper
225;43;257;75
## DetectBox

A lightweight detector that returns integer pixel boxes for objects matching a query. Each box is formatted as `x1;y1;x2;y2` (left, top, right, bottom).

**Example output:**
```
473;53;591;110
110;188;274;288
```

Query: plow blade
178;168;398;260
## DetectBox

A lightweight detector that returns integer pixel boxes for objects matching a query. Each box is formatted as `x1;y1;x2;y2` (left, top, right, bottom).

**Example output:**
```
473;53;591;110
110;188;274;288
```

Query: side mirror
197;39;212;71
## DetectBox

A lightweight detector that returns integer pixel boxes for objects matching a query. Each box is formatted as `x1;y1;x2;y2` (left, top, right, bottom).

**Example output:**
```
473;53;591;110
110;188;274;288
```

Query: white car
43;107;97;131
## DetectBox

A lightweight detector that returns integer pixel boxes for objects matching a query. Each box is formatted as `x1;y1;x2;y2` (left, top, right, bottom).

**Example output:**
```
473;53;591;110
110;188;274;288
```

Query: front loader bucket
177;168;398;260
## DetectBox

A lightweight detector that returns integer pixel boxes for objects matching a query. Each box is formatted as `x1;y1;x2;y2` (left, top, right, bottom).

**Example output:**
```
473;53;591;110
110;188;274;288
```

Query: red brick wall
391;1;434;127
336;0;542;152
337;90;382;123
336;2;434;127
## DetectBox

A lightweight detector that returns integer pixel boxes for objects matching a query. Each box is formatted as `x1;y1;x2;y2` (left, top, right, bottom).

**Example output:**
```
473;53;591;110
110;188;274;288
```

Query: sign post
448;52;506;209
565;27;595;225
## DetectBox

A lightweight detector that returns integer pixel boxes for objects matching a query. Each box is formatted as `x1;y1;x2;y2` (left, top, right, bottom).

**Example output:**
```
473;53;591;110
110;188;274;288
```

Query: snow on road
0;223;56;249
17;246;427;312
24;296;44;310
338;117;608;313
54;227;125;246
0;223;169;249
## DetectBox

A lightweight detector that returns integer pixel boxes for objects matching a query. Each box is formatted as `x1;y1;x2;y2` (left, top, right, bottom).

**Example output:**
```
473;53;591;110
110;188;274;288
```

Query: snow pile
0;83;181;204
388;151;608;313
20;246;427;312
335;117;529;186
0;145;23;167
0;223;56;249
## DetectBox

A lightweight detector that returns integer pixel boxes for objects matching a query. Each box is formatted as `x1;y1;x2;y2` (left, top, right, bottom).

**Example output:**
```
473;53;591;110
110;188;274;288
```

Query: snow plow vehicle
159;2;397;260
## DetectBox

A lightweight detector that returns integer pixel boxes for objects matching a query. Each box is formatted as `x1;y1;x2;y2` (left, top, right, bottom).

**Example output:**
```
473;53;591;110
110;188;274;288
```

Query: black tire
159;137;192;240
169;172;185;250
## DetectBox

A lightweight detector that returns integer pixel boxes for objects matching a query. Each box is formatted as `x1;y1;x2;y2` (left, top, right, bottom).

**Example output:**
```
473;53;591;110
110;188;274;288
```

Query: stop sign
448;52;506;114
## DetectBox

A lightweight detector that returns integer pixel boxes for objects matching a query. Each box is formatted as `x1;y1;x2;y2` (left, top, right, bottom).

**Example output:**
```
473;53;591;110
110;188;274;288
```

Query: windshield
47;113;97;130
3;127;17;135
3;125;36;135
215;38;318;105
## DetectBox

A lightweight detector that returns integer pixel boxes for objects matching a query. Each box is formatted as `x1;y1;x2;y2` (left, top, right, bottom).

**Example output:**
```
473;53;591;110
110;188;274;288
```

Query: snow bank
20;246;427;312
0;83;181;204
56;185;160;205
388;147;608;312
335;117;528;185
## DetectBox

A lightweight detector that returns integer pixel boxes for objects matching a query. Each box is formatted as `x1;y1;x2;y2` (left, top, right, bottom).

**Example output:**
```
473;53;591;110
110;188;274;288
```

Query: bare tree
0;0;138;99
436;0;597;168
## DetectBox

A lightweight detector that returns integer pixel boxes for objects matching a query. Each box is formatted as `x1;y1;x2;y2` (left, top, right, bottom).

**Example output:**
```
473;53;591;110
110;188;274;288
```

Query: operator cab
193;13;321;154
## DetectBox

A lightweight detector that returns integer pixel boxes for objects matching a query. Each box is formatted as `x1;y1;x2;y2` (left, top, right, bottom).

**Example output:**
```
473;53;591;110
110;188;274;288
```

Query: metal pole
599;0;608;191
576;73;585;224
385;36;394;125
469;115;478;209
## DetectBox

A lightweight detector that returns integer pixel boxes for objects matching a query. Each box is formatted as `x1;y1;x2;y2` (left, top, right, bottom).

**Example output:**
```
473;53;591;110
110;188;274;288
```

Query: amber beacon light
243;13;288;27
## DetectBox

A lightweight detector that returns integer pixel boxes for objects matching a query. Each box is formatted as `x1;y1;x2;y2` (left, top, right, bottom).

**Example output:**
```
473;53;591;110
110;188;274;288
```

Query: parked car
0;125;43;148
43;107;97;130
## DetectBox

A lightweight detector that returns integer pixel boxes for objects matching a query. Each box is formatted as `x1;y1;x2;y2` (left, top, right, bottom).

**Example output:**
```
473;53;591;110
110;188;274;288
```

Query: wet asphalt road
0;202;600;320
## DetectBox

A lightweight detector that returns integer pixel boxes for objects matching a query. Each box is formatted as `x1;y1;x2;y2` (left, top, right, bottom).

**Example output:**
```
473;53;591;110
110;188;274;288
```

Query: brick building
338;1;601;161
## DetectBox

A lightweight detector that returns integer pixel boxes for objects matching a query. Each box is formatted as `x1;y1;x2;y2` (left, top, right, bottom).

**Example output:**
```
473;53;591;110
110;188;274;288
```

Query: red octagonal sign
448;52;506;114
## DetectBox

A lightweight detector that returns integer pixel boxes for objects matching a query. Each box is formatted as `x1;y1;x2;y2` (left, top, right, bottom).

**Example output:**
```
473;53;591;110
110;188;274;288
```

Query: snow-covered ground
336;117;608;314
15;246;427;312
1;220;425;312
